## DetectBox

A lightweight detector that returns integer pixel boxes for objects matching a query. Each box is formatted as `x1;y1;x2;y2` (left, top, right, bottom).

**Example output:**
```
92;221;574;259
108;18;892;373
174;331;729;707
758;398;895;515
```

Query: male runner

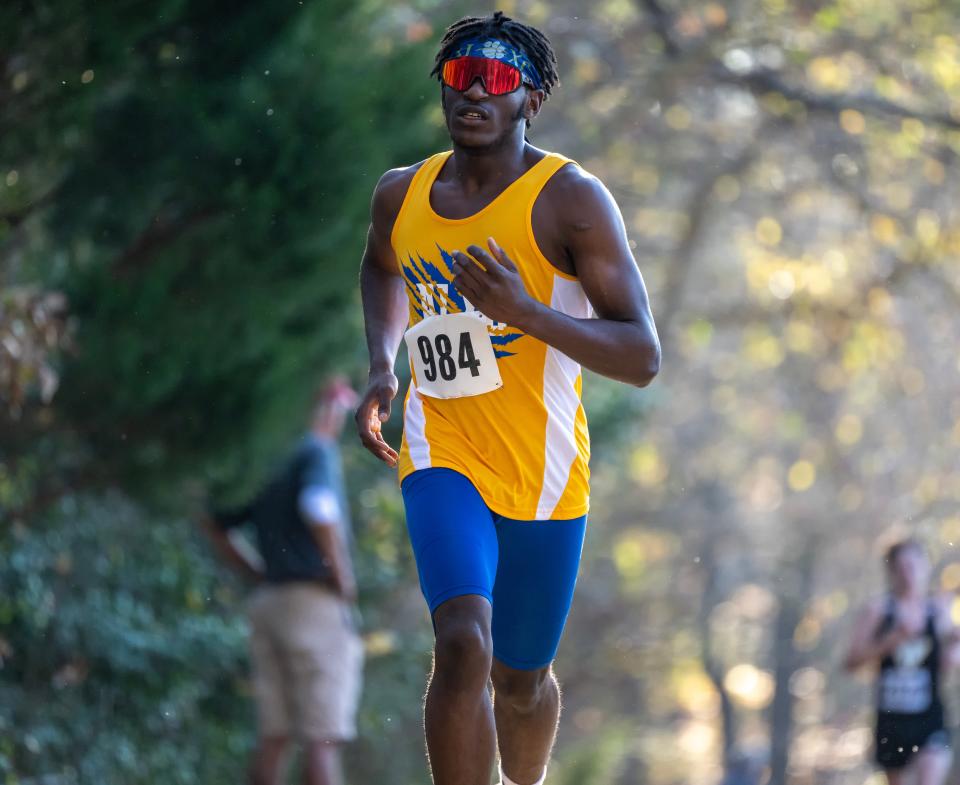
355;12;660;785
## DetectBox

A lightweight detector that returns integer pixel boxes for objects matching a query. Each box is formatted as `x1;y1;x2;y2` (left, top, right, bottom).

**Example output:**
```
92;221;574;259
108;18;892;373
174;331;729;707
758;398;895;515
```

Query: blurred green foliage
10;0;442;492
1;496;249;783
2;0;446;782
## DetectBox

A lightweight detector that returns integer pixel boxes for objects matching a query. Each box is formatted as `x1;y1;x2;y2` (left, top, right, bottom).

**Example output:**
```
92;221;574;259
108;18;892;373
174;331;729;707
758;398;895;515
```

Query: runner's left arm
451;170;660;386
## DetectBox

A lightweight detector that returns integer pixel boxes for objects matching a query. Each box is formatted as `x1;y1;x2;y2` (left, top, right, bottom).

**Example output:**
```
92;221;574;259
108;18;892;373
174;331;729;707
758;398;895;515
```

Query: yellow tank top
393;150;591;520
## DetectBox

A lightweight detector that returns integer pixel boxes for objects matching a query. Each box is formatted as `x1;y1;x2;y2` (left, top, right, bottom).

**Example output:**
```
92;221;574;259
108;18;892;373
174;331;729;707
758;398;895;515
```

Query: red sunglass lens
442;57;522;95
484;60;522;94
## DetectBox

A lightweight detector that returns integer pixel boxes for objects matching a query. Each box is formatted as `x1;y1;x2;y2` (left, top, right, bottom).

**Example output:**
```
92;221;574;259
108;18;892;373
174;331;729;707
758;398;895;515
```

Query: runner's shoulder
540;156;619;231
372;159;429;221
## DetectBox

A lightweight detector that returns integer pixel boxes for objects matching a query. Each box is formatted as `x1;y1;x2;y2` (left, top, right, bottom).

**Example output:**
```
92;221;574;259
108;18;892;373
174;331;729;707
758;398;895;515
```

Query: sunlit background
2;0;959;783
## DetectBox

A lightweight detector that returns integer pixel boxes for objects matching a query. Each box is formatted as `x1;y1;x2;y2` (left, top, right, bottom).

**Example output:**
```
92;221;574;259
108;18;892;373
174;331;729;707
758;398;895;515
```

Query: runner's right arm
933;593;960;671
355;167;418;466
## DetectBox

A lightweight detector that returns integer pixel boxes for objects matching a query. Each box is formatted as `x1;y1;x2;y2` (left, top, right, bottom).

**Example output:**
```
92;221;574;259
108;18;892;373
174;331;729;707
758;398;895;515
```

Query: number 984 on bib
404;312;503;399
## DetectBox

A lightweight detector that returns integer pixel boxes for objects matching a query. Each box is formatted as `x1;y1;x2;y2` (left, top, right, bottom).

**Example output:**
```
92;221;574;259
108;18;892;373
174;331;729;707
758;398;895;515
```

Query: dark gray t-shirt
214;435;350;584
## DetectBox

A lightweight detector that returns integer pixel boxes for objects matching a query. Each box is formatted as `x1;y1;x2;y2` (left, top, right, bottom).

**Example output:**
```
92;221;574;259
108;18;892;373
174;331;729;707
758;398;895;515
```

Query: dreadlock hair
431;11;560;129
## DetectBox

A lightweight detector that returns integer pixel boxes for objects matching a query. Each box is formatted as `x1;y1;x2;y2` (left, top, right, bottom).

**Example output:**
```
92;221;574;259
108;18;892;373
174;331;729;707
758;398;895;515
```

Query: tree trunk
768;535;820;785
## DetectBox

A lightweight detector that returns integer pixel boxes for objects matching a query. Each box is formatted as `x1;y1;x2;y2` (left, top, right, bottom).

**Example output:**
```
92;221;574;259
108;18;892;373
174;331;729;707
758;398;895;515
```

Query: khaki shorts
247;583;364;742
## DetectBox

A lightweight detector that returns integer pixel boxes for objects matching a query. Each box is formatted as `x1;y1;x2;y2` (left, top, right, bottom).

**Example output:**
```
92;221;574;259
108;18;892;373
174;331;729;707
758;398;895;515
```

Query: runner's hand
896;616;924;637
885;617;921;651
451;237;539;328
355;371;399;467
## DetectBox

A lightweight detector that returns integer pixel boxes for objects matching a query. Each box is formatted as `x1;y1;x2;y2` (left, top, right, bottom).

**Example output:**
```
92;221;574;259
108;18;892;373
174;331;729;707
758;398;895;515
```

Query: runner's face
890;547;930;594
441;76;537;151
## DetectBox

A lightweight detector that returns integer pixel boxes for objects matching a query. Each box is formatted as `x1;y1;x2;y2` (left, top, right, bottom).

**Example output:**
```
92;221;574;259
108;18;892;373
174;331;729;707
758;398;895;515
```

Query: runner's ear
524;88;545;122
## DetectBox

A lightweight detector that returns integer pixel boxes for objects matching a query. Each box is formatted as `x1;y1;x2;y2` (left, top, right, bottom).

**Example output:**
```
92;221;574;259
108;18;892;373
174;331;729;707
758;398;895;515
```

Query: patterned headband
446;37;543;90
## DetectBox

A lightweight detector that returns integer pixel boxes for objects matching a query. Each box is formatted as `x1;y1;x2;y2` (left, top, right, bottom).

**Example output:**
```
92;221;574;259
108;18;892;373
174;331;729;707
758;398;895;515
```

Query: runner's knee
491;661;553;714
434;614;493;681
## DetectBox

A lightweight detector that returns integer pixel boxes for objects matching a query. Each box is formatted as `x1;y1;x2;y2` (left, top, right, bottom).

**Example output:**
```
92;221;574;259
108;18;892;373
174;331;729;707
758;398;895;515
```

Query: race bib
879;666;932;714
404;312;502;399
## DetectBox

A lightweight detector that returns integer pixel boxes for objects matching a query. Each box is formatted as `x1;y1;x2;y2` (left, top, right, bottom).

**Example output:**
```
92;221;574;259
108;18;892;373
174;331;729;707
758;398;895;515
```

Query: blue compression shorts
401;467;587;670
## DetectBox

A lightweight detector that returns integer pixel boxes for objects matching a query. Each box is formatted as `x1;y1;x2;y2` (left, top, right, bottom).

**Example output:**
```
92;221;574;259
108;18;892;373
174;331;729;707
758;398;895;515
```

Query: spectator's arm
200;509;265;584
300;487;357;603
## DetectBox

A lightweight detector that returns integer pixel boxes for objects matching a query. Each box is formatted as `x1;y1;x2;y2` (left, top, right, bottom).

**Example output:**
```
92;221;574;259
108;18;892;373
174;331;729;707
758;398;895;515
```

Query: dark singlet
874;596;948;768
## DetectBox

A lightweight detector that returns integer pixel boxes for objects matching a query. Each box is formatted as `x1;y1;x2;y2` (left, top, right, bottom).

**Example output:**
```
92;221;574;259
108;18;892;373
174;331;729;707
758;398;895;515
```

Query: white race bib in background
879;666;932;714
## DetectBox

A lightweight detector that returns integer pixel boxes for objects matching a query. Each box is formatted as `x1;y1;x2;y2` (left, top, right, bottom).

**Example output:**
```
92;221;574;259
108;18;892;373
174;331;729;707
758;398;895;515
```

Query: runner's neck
449;138;532;194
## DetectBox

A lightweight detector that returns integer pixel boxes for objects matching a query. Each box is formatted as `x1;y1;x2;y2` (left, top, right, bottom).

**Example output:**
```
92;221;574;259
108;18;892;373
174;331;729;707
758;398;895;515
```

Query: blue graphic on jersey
490;332;524;346
403;244;525;358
